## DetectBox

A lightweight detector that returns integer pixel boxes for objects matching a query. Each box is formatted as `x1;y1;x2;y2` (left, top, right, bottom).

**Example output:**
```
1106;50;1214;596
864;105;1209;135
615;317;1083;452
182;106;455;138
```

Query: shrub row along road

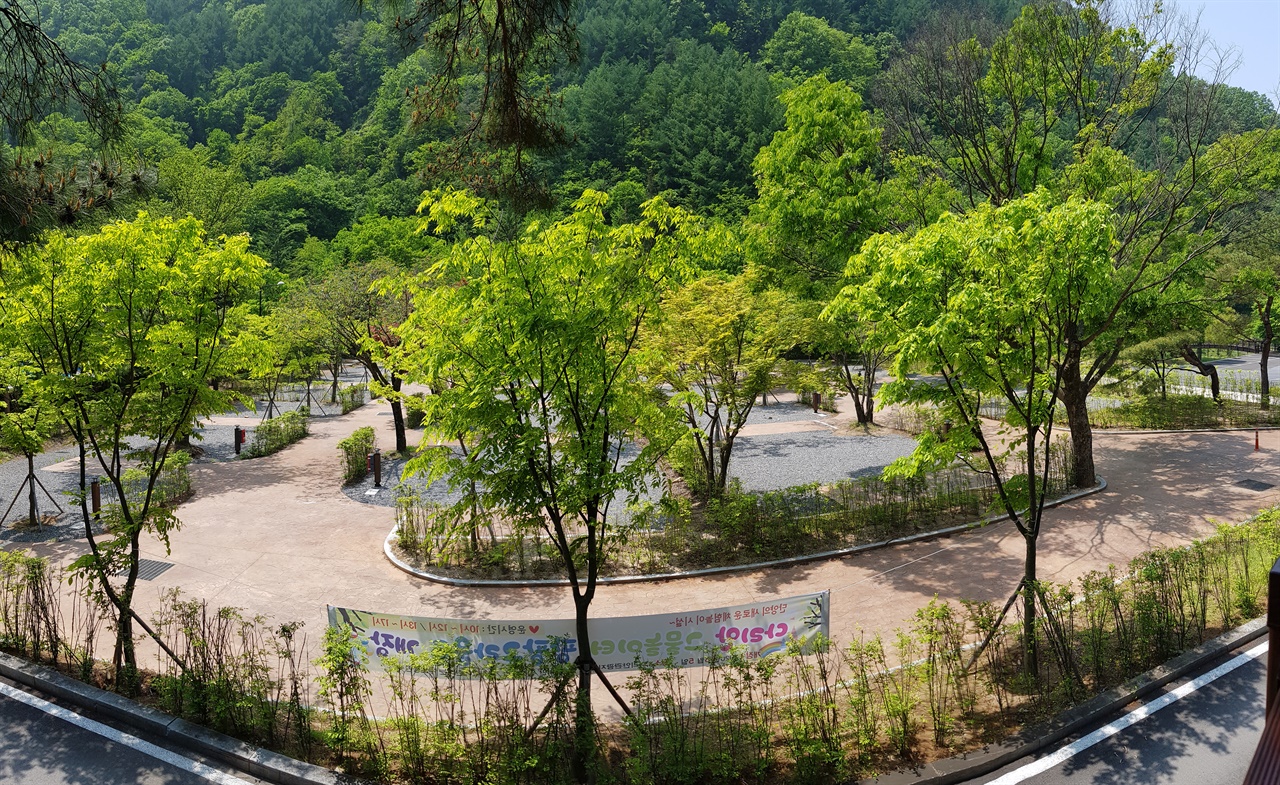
10;397;1280;702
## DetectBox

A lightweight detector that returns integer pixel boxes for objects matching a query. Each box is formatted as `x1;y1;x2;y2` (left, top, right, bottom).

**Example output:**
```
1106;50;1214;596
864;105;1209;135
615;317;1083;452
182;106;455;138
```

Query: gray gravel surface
730;430;917;491
343;440;666;518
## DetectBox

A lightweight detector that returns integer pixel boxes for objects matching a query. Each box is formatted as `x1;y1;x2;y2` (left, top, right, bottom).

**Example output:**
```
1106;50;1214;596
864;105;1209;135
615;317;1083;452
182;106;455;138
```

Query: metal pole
91;478;101;519
1267;558;1280;716
234;425;242;456
372;448;382;488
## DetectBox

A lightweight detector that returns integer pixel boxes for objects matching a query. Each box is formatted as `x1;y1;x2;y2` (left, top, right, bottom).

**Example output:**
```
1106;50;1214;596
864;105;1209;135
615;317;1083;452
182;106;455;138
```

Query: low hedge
243;409;309;458
338;426;376;483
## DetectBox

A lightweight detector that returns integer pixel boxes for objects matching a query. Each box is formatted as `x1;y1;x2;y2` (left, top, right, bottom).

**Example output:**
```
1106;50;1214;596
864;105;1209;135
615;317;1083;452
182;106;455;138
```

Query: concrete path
13;398;1280;662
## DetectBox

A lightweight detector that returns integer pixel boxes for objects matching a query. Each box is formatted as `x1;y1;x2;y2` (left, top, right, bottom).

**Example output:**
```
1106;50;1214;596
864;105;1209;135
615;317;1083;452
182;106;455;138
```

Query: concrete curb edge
383;479;1108;587
0;650;359;785
1096;425;1280;436
858;617;1269;784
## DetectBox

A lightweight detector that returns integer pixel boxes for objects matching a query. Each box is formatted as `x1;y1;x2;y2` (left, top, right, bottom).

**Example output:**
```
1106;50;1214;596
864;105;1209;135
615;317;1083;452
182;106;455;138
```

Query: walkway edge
0;651;360;785
383;479;1108;587
858;617;1269;784
1096;425;1280;435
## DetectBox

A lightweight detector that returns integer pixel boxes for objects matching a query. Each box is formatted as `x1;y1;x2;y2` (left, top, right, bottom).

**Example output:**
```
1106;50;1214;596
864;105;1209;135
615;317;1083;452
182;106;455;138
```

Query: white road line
0;680;253;785
984;640;1269;785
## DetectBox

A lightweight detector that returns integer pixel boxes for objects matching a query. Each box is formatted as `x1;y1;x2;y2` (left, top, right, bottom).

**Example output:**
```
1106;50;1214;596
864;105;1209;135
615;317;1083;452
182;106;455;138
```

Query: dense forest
4;0;1274;271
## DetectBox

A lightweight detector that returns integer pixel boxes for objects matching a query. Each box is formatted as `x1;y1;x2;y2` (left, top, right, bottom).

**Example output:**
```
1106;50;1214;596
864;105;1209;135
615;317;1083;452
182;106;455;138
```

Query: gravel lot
729;429;916;491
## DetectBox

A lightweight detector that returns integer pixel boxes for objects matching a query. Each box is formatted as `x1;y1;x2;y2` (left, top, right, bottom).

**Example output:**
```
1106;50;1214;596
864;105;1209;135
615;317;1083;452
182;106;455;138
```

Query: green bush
404;392;426;429
120;451;192;508
338;426;376;483
243;409;309;458
338;384;368;414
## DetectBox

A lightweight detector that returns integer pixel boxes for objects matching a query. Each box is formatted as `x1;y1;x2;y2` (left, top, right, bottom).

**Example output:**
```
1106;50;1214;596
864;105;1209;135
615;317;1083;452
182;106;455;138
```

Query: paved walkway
13;398;1280;663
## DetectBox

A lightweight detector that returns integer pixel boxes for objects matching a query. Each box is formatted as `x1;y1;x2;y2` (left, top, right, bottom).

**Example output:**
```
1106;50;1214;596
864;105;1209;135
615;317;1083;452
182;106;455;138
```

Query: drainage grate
115;559;174;581
1236;478;1275;492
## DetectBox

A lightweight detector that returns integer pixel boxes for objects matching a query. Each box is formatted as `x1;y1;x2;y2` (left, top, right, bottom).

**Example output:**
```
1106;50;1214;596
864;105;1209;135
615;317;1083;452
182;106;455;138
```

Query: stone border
383;478;1107;587
858;617;1268;784
0;651;360;785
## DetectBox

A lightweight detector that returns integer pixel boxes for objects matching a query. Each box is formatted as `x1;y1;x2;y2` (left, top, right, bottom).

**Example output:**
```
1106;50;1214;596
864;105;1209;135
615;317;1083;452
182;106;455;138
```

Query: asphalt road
970;641;1268;785
0;678;262;785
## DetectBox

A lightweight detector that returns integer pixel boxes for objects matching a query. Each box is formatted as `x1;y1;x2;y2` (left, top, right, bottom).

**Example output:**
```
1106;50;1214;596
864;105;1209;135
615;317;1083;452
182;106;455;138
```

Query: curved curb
1095;425;1280;436
383;478;1108;587
0;651;363;785
858;616;1268;785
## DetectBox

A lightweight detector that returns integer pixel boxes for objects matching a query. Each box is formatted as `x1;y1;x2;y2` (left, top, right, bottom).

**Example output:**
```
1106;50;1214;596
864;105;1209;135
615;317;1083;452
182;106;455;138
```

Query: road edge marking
985;640;1269;784
0;679;252;784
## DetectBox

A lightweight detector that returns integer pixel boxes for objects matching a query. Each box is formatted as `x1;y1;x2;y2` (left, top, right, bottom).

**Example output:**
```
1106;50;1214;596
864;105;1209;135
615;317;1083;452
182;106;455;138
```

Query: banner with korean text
328;590;829;673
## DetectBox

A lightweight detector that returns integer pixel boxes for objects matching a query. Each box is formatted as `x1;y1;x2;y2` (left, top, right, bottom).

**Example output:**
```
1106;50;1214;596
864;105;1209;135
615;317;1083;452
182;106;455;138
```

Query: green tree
304;260;412;451
393;190;689;781
157;147;249;237
749;75;882;292
0;213;265;689
1119;332;1194;400
877;0;1280;486
837;191;1114;673
761;12;879;90
750;75;896;423
645;274;799;500
1217;215;1280;408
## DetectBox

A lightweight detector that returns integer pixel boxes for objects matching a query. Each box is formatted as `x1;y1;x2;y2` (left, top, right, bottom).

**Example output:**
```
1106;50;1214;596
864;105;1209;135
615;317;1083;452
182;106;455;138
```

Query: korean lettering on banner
327;590;829;674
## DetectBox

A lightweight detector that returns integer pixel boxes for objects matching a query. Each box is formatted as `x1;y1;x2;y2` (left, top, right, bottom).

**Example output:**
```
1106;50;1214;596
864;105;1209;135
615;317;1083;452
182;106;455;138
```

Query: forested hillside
12;0;1015;267
10;0;1274;282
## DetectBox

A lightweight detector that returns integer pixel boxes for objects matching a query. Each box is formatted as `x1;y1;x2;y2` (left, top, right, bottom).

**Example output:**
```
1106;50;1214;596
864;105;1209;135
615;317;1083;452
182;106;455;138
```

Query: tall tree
838;191;1114;672
876;0;1280;486
305;259;413;451
0;213;264;689
393;190;689;781
750;75;898;423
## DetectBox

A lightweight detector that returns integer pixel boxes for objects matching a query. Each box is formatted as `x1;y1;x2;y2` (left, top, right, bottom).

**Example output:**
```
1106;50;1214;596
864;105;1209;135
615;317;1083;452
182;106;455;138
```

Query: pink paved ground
17;399;1280;663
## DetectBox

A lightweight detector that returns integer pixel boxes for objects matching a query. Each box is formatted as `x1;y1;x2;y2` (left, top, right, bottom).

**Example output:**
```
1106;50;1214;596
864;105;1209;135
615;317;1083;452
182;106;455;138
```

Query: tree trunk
390;375;407;453
1059;351;1095;488
1022;532;1038;679
116;534;142;694
1180;345;1221;402
1261;297;1273;410
860;359;877;425
849;383;868;423
25;453;38;528
571;592;596;783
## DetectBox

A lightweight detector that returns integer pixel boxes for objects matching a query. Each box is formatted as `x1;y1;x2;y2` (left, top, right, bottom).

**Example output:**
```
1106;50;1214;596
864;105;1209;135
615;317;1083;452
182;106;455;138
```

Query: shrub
120;451;192;508
338;426;376;483
243;409;309;458
338;384;368;414
404;393;426;429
